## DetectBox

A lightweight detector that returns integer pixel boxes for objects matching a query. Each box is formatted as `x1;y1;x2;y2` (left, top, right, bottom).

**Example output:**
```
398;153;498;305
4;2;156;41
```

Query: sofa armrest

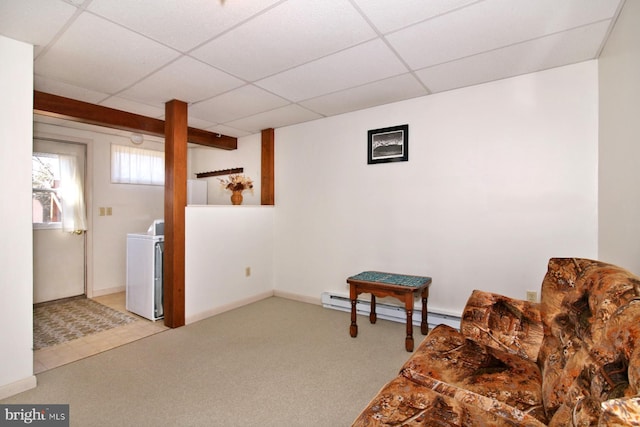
461;290;544;362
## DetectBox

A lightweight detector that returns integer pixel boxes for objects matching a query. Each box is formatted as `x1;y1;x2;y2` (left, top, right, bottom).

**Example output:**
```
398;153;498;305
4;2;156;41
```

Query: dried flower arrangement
218;174;254;194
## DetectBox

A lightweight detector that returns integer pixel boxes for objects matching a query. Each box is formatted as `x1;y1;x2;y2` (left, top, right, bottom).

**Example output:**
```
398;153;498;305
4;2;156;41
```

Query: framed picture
367;124;408;164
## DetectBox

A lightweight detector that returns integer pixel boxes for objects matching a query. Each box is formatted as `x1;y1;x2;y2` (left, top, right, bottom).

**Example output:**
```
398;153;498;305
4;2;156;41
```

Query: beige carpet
33;297;138;350
5;297;422;426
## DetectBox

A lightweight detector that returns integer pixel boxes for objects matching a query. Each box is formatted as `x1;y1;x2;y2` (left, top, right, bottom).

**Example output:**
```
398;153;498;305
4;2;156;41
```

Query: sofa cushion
600;396;640;426
539;258;640;424
461;289;543;361
351;375;546;427
400;324;546;424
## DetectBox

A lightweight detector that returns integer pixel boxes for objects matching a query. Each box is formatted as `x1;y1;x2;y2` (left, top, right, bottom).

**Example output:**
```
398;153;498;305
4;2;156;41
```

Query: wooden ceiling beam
33;91;237;150
186;124;237;149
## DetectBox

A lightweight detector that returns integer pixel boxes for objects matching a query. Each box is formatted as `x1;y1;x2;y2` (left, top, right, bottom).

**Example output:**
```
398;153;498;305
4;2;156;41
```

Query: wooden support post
261;128;275;205
163;100;187;328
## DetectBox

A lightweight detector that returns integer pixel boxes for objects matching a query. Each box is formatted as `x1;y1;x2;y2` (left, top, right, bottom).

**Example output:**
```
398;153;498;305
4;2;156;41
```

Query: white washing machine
126;233;164;321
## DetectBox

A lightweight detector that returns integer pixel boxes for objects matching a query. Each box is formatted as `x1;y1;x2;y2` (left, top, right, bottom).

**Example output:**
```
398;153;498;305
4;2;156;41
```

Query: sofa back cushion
461;289;544;362
538;258;640;424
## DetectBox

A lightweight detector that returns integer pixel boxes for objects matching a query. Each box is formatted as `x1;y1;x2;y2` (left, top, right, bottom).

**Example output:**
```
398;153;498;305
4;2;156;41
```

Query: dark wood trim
35;90;164;135
163;100;187;328
34;91;237;150
195;167;243;179
186;125;237;150
261;128;275;205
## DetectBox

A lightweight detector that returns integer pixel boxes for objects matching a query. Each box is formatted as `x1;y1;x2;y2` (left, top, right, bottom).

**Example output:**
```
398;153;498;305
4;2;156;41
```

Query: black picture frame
367;124;409;164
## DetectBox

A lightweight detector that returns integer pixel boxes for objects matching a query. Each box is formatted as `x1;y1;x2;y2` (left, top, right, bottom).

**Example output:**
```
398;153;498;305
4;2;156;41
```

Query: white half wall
598;0;640;275
188;132;262;206
185;206;274;323
273;62;599;315
0;35;36;398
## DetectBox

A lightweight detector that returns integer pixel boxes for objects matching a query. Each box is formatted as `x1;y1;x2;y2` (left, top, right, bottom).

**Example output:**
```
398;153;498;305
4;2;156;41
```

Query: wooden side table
347;271;432;352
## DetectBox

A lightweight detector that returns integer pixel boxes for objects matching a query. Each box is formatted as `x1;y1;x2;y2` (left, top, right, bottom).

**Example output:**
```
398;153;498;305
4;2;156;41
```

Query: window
33;153;62;229
32;152;88;232
111;144;164;185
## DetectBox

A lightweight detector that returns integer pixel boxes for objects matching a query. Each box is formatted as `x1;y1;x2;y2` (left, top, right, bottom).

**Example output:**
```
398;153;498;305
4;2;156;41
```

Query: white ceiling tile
3;0;624;135
226;104;322;134
300;74;428;116
0;0;76;48
87;0;282;52
34;76;109;104
416;21;611;94
100;96;166;119
387;0;622;69
255;39;408;102
119;56;245;105
189;85;290;124
207;124;252;139
185;117;219;131
353;0;477;34
35;13;180;94
191;0;377;81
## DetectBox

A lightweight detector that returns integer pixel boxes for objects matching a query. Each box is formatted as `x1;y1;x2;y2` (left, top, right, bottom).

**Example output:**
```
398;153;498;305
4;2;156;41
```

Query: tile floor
33;292;168;374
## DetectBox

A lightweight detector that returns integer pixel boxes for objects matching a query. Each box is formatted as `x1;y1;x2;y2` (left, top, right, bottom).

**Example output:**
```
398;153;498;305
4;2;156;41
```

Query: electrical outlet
526;291;538;303
245;267;251;277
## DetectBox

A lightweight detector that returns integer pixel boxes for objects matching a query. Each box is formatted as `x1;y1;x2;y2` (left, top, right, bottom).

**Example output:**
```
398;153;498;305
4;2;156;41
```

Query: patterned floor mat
33;298;138;350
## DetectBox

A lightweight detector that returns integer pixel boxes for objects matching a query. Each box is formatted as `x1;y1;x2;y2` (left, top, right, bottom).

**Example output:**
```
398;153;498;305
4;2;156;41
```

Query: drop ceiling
0;0;625;137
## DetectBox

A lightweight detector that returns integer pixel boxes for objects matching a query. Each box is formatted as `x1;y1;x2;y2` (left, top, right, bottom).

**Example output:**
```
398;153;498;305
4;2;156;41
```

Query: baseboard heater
321;292;461;330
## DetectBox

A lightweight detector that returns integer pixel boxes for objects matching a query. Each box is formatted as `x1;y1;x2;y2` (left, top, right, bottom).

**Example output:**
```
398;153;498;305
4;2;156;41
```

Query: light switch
99;207;105;216
106;207;112;216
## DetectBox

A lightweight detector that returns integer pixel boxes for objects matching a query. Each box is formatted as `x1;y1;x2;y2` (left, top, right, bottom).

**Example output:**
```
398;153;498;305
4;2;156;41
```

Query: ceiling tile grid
86;0;284;52
0;0;76;53
299;73;429;117
255;38;411;102
189;84;290;124
190;0;378;81
34;12;180;94
0;0;626;137
415;20;613;94
118;56;246;106
225;104;323;134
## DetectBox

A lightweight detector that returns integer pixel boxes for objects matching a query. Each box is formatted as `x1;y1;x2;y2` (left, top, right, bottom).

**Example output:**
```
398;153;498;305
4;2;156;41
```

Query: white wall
188;133;262;206
598;0;640;275
31;121;263;298
185;206;274;323
274;62;599;314
0;35;36;398
33;120;165;296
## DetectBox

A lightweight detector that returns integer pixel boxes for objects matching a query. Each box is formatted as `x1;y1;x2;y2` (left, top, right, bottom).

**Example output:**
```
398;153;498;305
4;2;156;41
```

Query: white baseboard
185;291;274;324
90;286;125;298
0;375;37;400
273;290;321;306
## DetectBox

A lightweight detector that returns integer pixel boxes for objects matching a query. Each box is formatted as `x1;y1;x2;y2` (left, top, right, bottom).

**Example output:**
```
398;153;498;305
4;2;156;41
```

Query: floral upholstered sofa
353;258;640;426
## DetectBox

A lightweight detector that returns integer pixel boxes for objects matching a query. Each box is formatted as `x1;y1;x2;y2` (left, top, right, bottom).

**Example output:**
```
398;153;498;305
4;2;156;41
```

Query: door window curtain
58;154;87;233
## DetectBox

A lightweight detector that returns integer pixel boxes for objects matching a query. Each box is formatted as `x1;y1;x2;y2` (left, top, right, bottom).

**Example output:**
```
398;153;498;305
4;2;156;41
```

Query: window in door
32;153;61;229
32;151;88;232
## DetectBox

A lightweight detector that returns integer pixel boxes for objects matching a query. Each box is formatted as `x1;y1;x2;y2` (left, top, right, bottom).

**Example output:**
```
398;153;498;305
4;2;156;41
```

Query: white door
33;139;87;303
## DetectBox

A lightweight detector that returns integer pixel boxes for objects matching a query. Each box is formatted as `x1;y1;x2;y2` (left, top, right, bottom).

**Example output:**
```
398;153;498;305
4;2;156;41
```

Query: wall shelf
195;167;243;179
